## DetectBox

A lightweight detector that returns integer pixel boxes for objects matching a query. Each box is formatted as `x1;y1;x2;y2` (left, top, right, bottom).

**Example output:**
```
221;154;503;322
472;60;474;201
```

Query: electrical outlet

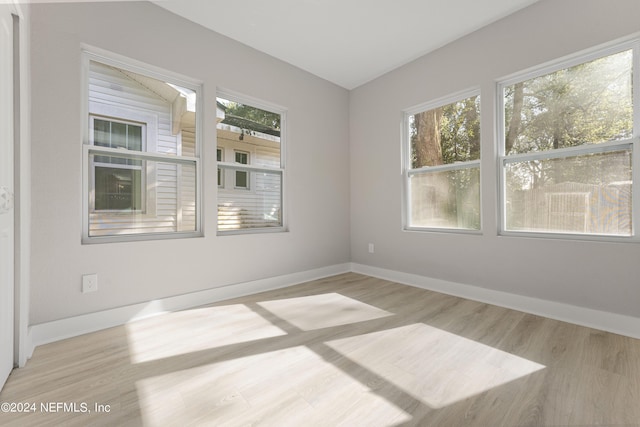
368;243;375;253
82;274;98;293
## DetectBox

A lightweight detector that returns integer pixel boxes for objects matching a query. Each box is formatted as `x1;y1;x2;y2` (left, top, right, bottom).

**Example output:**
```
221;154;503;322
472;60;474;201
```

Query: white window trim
402;87;482;234
81;47;203;244
496;38;640;242
216;88;287;235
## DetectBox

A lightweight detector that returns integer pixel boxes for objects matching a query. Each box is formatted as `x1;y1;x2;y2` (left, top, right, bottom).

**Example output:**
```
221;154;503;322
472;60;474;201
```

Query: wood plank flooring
1;273;639;426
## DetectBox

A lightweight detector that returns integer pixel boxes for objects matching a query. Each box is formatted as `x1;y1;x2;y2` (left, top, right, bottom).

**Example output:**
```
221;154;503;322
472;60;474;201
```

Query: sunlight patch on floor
326;323;546;409
258;293;393;331
135;345;411;426
125;304;287;363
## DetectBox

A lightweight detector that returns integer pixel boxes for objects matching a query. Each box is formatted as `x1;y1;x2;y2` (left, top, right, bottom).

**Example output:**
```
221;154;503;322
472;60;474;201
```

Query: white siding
179;128;197;231
217;130;282;230
88;61;185;236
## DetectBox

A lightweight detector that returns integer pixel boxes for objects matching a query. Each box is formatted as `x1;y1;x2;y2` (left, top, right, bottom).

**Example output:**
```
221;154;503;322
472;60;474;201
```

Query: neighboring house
216;104;282;231
88;60;197;236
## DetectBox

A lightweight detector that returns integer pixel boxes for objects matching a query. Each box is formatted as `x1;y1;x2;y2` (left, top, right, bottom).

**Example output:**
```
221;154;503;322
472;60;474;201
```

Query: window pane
409;166;480;230
410;95;480;168
235;151;248;164
235;170;248;188
95;166;142;211
218;169;282;231
89;153;197;236
217;97;281;168
216;94;284;232
504;50;633;155
111;122;127;149
127;124;142;151
94;119;111;147
217;149;223;186
505;150;632;235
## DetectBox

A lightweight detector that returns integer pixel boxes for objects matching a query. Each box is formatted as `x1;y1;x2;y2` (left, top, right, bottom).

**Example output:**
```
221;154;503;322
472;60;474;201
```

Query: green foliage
504;49;633;190
409;95;480;167
219;99;281;136
505;50;633;155
440;96;481;164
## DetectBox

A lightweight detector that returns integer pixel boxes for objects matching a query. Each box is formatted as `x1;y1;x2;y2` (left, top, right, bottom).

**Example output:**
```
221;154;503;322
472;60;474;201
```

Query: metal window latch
0;186;14;214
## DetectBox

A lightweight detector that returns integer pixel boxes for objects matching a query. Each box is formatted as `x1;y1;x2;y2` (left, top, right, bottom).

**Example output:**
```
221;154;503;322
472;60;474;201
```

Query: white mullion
86;145;198;165
502;139;635;165
217;162;283;175
408;160;480;176
93;162;142;171
405;87;481;116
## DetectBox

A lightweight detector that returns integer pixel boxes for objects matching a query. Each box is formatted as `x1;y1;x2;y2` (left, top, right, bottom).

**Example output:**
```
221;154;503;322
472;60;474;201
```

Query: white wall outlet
82;274;98;293
368;243;375;253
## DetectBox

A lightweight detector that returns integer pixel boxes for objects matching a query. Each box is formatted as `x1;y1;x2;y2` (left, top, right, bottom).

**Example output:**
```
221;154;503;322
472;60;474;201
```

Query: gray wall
30;1;351;324
350;0;640;318
31;0;640;327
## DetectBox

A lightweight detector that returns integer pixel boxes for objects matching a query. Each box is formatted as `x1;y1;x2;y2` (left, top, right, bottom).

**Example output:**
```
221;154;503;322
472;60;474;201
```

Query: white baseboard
26;263;352;356
26;261;640;359
351;263;640;340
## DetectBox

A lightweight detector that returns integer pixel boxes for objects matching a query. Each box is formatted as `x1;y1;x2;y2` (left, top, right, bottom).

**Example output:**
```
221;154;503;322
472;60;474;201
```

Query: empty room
1;0;640;425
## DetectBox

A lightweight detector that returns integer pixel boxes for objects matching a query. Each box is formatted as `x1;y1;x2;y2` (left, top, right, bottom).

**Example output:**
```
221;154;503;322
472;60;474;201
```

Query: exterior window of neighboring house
403;90;481;232
234;150;249;189
217;148;224;187
83;52;202;242
499;41;638;239
216;91;285;233
91;117;145;211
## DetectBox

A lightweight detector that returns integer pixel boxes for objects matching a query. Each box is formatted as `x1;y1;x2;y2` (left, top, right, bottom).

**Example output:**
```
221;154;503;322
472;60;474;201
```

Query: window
216;91;285;233
217;148;224;187
234;150;249;189
83;53;201;242
91;117;145;211
403;90;481;231
499;42;638;238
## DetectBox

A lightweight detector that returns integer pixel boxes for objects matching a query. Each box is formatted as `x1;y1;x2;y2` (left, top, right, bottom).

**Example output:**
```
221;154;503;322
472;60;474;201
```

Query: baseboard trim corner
350;263;640;340
28;263;351;349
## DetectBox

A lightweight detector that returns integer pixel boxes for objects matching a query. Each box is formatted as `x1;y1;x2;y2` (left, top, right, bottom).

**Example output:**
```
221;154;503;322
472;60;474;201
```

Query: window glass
501;48;635;237
406;93;481;231
94;167;142;211
216;94;284;232
217;148;223;186
84;57;200;241
504;50;632;156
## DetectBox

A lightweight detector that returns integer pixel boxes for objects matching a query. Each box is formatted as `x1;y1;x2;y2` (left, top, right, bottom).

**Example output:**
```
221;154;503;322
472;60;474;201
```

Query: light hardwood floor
1;273;639;426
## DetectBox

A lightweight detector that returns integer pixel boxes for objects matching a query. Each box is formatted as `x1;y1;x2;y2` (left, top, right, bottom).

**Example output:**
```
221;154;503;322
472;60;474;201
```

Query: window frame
402;88;482;234
497;39;640;242
216;88;287;235
81;47;203;244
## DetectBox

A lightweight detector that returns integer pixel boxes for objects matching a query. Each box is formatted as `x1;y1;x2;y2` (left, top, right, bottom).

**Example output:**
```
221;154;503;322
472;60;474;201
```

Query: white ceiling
152;0;539;89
